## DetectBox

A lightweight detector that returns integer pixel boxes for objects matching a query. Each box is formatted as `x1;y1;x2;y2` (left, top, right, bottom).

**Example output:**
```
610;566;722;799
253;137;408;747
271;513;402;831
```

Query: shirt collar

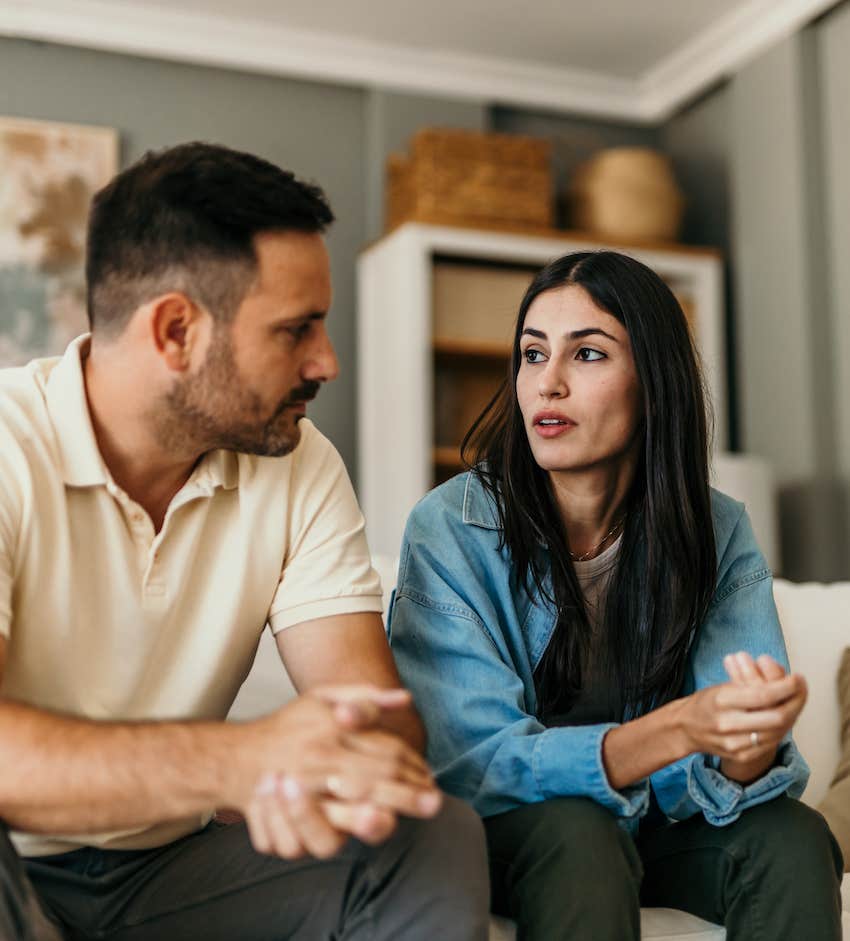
45;335;108;488
462;470;503;531
45;334;239;492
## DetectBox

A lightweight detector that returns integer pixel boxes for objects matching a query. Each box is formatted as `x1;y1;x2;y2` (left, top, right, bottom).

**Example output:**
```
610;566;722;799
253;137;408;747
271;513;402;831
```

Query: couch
230;571;850;939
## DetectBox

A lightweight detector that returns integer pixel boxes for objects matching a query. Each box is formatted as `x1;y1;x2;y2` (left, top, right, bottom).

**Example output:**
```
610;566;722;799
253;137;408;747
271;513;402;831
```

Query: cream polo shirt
0;336;383;857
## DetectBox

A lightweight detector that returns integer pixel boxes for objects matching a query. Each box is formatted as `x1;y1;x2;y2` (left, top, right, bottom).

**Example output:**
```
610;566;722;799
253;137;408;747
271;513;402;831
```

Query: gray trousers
1;798;489;941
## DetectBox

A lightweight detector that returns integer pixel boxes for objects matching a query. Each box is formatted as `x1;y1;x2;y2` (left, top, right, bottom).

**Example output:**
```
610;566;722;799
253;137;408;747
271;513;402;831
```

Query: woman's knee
745;797;841;871
486;797;642;887
485;799;641;939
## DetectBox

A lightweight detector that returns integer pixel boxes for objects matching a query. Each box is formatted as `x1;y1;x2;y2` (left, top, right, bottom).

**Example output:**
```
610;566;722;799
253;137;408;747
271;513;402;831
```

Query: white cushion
773;578;850;806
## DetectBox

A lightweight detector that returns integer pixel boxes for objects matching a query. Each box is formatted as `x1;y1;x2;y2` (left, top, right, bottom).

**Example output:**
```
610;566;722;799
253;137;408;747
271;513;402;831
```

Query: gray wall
0;36;366;476
659;1;850;581
4;7;850;580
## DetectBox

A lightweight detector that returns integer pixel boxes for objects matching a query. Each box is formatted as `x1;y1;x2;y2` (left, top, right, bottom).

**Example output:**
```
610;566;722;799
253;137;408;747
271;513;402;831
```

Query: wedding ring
750;731;760;747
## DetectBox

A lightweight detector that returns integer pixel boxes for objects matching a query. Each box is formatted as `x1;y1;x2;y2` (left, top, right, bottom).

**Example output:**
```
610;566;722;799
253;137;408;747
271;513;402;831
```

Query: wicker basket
385;128;553;233
568;147;684;242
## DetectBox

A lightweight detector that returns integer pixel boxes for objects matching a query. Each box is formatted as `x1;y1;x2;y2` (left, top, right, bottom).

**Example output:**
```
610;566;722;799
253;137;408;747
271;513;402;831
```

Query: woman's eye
523;349;545;364
576;347;605;362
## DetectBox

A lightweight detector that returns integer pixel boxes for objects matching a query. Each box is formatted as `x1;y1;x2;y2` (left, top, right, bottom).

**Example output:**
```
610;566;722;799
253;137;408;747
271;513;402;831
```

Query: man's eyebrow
273;311;327;326
521;326;619;342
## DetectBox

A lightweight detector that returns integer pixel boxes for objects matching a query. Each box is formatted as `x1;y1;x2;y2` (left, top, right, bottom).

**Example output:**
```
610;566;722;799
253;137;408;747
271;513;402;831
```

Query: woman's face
516;283;643;476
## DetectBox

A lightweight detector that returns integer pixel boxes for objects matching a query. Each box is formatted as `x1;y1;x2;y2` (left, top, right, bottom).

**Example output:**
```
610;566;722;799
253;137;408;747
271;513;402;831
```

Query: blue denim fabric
387;472;809;831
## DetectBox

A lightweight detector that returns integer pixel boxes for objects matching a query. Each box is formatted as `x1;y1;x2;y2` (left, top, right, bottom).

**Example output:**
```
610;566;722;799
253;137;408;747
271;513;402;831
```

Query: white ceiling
0;0;839;121
136;0;744;80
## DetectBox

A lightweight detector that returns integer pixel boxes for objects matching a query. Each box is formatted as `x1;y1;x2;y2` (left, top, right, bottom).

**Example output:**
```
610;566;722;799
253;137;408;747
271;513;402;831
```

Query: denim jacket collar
462;472;503;531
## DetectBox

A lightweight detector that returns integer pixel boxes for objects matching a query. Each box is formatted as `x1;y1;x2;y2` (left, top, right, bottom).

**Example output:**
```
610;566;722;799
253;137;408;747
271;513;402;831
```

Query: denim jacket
387;472;809;831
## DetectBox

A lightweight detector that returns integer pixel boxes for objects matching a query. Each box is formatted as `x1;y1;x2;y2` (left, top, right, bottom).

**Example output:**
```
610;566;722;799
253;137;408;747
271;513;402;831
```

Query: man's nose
304;329;339;383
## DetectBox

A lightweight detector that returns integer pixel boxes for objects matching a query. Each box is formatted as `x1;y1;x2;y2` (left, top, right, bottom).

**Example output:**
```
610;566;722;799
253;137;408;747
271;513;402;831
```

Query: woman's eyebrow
521;326;619;342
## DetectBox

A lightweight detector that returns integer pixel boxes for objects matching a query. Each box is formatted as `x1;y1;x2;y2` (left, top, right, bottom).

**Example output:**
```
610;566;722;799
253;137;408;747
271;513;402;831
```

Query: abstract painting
0;116;118;365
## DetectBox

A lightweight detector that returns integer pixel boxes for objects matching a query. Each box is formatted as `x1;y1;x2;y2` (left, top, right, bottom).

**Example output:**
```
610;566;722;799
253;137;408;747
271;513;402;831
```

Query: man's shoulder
0;359;57;456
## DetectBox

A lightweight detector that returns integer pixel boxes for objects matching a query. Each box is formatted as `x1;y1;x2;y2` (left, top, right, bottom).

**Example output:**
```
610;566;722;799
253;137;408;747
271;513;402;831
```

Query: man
0;142;489;940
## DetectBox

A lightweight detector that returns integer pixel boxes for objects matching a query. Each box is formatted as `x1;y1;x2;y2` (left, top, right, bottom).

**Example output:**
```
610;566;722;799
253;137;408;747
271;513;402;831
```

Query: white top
0;336;383;856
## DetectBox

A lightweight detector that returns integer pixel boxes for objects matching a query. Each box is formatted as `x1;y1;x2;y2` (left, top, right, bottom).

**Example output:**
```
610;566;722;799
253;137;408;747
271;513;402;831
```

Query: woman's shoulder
406;469;502;539
708;486;769;584
709;487;746;539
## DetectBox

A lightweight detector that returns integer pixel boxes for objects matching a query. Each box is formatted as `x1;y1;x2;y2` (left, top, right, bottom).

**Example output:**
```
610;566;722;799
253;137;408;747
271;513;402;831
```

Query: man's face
167;230;337;456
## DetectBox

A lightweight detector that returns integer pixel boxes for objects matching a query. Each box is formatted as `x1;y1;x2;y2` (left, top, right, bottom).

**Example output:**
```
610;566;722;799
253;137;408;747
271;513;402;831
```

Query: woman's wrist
659;696;697;763
721;750;777;785
603;699;696;790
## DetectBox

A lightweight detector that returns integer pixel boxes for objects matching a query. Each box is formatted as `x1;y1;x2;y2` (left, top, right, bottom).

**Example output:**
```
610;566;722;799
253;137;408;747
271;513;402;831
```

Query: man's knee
398;794;488;876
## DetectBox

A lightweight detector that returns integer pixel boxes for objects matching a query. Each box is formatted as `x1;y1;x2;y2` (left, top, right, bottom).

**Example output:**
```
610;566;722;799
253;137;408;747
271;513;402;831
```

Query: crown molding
638;0;840;120
0;0;839;123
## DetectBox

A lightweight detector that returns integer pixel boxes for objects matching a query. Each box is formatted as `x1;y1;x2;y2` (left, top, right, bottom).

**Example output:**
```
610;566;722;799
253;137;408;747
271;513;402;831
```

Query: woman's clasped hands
677;652;808;782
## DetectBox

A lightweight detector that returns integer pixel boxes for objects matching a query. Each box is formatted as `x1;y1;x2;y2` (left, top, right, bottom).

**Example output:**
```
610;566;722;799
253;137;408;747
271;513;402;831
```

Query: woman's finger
724;653;746;684
756;655;786;681
715;675;800;710
734;652;763;684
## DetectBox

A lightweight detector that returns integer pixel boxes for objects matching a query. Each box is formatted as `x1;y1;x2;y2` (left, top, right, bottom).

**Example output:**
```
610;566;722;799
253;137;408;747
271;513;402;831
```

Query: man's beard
156;331;318;457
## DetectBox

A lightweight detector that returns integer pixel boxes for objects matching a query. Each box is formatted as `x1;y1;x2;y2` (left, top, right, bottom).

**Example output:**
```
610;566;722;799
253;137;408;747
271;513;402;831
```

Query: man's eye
577;347;605;362
287;324;311;340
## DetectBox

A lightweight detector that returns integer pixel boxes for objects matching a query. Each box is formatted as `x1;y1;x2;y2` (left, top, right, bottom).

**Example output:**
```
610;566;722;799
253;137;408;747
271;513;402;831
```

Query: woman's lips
533;420;576;439
532;411;577;438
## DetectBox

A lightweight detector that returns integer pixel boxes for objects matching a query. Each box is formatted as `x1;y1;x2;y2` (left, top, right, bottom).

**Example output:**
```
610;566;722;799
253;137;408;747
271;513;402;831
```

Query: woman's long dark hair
462;251;716;720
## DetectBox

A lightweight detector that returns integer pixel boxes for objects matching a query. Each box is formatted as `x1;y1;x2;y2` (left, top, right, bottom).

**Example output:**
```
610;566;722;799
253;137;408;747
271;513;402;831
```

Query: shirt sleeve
388;550;649;822
267;424;383;632
650;506;810;826
0;433;23;641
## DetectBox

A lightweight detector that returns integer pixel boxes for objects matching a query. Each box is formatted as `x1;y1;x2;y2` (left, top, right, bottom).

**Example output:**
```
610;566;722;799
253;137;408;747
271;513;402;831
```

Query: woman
387;251;842;940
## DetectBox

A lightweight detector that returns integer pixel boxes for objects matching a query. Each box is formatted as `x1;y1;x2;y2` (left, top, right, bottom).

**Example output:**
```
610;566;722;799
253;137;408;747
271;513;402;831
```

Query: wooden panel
434;355;508;448
433;260;533;346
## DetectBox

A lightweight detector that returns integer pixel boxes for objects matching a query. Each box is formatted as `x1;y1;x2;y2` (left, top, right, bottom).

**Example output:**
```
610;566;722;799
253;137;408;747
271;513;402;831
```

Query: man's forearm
0;700;241;834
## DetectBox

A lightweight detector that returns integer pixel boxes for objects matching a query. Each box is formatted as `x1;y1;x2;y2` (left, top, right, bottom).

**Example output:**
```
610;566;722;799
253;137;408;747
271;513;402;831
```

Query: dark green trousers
485;795;843;941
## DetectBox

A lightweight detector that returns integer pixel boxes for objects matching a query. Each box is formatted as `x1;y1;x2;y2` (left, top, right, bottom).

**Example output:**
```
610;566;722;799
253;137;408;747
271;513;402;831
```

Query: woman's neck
549;455;638;561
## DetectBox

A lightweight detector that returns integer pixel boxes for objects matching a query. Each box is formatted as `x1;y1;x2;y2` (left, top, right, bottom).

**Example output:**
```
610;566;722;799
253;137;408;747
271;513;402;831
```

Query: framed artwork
0;116;119;366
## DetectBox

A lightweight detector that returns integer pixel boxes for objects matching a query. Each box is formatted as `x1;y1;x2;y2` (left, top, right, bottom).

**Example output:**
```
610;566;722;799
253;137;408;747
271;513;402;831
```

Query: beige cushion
818;648;850;870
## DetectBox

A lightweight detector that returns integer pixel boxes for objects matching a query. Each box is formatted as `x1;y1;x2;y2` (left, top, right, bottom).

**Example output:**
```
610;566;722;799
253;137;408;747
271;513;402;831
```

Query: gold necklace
569;517;626;563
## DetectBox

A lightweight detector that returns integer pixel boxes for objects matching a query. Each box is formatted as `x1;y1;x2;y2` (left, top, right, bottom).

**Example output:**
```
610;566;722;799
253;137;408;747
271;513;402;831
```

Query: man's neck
83;349;200;531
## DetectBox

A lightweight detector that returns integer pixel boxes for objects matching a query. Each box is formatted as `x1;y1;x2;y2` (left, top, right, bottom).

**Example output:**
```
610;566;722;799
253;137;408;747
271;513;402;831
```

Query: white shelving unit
357;222;725;558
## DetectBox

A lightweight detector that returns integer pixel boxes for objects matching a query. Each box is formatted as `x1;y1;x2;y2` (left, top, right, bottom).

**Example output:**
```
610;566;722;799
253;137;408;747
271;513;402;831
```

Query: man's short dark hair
85;142;334;336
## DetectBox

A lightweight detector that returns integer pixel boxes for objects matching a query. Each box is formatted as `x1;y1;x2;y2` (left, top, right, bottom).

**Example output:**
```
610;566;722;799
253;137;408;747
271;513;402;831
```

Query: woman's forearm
601;698;692;790
603;695;780;791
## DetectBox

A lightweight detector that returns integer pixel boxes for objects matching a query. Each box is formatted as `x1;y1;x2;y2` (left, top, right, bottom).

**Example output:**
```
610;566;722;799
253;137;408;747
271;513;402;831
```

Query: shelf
376;214;723;260
433;338;512;359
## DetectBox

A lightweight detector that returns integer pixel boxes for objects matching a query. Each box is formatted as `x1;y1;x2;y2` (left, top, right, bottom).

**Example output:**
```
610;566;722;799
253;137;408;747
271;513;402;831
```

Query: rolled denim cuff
687;739;809;826
531;723;650;819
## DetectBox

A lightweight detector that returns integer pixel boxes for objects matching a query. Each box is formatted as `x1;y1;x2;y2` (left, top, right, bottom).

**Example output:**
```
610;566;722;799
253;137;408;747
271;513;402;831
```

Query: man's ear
149;293;206;371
